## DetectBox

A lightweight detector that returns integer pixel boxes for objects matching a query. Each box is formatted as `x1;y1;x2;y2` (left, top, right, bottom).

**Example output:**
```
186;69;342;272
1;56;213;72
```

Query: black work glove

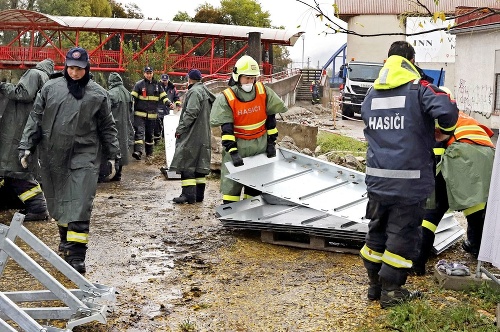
175;132;181;139
230;151;244;167
266;143;276;158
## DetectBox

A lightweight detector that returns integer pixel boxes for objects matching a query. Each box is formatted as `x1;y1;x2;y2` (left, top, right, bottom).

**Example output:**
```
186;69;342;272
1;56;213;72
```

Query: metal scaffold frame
0;213;116;331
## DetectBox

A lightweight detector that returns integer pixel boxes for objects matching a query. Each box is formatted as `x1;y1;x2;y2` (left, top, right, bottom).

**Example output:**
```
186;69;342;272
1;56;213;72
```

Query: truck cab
339;61;383;119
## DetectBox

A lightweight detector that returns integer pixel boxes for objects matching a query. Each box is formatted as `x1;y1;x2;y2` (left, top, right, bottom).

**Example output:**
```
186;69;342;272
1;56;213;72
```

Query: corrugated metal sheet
335;0;500;15
218;149;464;254
0;9;302;46
54;15;303;45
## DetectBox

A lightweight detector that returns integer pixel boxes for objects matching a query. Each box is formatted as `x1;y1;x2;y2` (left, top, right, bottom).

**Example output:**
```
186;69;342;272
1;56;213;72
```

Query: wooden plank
260;230;360;254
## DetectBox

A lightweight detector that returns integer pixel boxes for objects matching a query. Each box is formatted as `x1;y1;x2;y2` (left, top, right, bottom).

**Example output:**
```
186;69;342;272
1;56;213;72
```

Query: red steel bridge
0;9;303;78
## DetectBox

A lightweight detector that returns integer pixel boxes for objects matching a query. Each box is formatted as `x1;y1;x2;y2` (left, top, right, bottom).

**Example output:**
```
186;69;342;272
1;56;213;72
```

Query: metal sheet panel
226;148;368;223
221;148;464;253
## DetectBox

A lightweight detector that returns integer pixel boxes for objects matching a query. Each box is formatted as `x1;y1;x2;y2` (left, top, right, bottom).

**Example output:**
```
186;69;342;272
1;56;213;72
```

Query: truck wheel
342;105;354;120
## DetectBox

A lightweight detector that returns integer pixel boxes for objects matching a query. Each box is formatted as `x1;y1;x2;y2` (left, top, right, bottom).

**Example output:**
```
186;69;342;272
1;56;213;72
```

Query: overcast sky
118;0;347;69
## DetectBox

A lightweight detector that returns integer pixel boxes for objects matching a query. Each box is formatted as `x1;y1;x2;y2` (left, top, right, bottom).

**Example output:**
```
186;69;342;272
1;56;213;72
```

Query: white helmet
232;55;260;82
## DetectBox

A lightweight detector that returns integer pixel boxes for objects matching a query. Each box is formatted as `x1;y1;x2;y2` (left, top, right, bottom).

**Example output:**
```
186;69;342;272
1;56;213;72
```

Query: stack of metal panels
215;148;464;253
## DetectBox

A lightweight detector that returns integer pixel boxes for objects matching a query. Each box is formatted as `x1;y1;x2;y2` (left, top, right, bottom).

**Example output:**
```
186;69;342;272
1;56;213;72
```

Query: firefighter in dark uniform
210;55;288;204
359;41;458;308
131;66;171;160
0;59;54;221
413;93;495;275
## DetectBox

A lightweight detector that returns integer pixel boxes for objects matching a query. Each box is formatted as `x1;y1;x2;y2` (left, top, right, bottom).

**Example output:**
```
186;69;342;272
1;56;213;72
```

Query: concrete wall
454;31;499;129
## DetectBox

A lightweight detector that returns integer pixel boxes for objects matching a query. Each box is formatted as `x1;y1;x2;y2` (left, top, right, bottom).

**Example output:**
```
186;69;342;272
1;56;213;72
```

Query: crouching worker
19;47;120;273
413;88;495;275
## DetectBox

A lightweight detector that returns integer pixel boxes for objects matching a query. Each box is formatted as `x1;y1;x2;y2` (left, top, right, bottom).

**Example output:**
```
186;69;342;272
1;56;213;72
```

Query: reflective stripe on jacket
446;111;494;148
131;79;168;112
222;82;267;140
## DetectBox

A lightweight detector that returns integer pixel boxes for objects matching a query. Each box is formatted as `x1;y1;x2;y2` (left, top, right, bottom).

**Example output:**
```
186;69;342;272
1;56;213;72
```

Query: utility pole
301;34;305;69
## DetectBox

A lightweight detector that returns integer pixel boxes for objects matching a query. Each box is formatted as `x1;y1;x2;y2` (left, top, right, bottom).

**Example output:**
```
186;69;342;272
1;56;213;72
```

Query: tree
193;3;229;24
173;11;191;22
172;0;291;71
220;0;271;27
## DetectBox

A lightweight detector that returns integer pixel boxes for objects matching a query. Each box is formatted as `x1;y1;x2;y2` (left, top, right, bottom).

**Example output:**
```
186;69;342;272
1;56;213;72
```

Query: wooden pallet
260;230;361;254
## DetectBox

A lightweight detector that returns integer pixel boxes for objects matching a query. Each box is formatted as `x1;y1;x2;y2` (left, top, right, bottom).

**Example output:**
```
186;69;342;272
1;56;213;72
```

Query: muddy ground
1;103;497;332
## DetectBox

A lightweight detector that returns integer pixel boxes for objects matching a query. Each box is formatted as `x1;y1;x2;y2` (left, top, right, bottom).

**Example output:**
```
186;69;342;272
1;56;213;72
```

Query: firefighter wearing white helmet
210;55;288;204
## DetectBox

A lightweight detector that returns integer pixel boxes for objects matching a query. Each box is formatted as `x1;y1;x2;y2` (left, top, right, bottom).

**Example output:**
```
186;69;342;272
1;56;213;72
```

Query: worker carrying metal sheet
210;55;288;204
413;86;495;275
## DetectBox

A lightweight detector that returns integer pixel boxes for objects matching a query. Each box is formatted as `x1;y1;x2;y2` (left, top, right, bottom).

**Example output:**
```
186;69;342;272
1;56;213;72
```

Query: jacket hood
108;72;123;89
373;55;420;90
35;59;55;76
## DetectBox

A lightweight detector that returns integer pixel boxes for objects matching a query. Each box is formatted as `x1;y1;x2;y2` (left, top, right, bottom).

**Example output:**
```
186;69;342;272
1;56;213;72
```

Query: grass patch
317;131;367;157
355;283;500;332
178;318;197;332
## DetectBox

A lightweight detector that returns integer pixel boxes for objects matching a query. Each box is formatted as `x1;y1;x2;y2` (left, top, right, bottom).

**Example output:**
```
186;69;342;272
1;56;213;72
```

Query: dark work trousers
362;196;426;286
153;116;164;144
417;172;449;268
420;172;486;260
134;115;156;157
5;177;48;214
63;220;90;258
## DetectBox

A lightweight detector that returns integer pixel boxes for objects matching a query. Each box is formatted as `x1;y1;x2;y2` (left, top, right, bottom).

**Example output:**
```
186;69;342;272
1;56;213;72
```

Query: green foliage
317;131;367;156
466;282;500;307
383;300;496;332
220;0;271;27
173;11;192;22
121;40;173;88
171;0;290;66
178;318;197;332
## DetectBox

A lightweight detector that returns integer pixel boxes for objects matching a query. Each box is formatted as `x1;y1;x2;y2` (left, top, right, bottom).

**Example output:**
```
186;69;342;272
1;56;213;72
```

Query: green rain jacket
441;142;495;210
19;75;120;223
170;81;216;174
108;72;134;166
210;84;287;194
0;59;54;180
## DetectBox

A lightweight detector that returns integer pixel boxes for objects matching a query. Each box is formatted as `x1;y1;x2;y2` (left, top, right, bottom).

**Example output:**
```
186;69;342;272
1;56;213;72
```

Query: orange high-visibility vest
222;82;267;140
447;111;494;148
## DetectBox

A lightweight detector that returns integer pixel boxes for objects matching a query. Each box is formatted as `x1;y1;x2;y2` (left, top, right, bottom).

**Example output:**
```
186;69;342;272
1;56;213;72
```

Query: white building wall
346;15;455;87
346;15;403;62
454;31;499;129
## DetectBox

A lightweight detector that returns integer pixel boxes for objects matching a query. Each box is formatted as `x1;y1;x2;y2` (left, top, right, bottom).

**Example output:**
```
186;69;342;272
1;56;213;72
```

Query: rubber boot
463;210;485;258
64;242;87;274
172;186;196;204
412;227;435;276
367;269;382;301
196;183;206;202
58;225;68;253
379;279;422;309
